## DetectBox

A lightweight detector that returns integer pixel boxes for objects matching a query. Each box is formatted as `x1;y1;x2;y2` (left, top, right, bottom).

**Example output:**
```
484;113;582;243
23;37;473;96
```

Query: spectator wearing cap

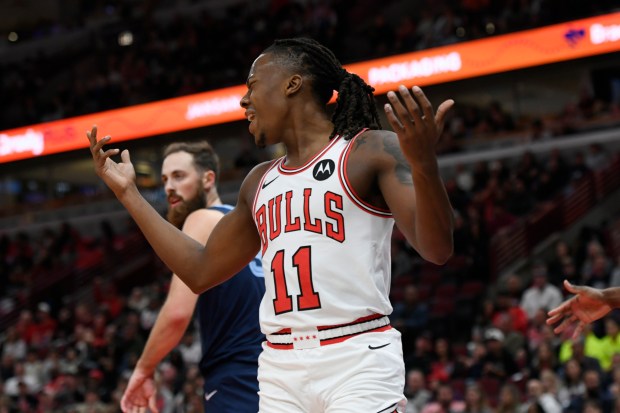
30;302;57;349
479;328;519;380
520;263;563;320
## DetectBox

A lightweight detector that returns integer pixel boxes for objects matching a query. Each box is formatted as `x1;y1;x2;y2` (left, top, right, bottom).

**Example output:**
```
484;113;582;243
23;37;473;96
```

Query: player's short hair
163;141;220;183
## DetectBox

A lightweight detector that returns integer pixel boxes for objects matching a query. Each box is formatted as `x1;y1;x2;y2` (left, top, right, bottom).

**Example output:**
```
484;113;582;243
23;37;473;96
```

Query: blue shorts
203;367;259;413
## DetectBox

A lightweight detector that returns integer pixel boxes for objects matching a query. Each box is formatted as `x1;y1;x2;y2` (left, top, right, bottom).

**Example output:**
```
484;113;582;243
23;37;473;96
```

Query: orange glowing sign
1;12;619;164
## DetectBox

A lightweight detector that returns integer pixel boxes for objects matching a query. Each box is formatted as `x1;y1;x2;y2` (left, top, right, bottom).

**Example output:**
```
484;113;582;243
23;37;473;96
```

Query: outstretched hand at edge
546;280;613;339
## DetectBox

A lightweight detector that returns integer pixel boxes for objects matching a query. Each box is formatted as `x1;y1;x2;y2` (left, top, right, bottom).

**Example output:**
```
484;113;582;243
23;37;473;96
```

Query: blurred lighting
118;30;134;46
486;23;496;34
8;32;18;42
456;27;466;38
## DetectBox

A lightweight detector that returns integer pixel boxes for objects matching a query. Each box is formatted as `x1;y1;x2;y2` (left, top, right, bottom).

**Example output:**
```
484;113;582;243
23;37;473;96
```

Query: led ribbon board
1;12;619;163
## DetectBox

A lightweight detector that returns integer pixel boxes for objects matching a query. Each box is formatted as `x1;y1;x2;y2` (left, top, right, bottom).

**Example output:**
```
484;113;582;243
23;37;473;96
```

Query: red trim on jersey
252;159;281;217
278;135;341;175
338;130;393;218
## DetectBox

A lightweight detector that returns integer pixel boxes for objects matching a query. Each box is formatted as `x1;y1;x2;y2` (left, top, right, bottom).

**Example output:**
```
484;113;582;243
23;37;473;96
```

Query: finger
573;321;585;339
121;149;131;164
553;317;573;334
86;125;98;147
397;85;423;125
149;393;159;413
546;312;565;325
564;279;581;294
411;86;434;121
547;300;571;317
434;99;455;136
386;91;411;128
384;103;404;131
91;135;111;156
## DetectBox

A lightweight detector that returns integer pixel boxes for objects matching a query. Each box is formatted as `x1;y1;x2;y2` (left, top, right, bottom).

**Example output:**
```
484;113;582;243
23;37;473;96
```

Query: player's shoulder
347;129;399;163
184;208;225;227
238;159;280;205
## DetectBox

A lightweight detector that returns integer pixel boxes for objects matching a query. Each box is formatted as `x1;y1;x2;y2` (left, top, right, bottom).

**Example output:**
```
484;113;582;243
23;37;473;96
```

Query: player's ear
285;74;303;96
203;170;216;190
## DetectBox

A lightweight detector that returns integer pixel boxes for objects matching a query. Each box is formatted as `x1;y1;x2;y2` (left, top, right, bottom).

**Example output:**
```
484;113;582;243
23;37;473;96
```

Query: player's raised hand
546;280;613;339
384;85;454;172
86;125;136;196
120;369;159;413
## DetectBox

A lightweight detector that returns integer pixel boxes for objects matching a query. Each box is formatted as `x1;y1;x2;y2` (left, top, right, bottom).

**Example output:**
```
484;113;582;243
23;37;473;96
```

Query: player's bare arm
87;125;261;292
379;85;454;263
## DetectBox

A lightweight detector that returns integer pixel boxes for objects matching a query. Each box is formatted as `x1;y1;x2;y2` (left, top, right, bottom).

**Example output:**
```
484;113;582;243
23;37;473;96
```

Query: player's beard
166;185;207;229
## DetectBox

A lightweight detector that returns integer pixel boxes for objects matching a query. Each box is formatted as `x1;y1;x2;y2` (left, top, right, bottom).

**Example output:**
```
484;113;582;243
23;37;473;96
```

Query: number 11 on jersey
271;246;322;314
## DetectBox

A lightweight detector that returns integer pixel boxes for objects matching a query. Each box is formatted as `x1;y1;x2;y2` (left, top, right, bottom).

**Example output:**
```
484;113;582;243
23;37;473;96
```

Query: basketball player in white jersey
87;37;454;412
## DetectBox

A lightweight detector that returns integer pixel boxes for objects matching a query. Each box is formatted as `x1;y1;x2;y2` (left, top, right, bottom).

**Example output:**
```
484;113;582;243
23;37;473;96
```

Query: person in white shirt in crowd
520;262;563;320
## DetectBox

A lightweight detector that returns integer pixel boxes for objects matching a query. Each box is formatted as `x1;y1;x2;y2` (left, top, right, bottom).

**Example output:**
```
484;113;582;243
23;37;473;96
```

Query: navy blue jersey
196;204;265;379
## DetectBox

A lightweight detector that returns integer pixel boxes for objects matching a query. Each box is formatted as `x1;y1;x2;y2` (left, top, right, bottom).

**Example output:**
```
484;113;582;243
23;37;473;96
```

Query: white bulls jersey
252;131;395;336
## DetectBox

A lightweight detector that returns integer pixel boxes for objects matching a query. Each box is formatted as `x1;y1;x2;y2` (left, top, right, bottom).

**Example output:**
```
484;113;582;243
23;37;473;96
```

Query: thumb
564;280;582;294
121;149;131;164
149;392;159;413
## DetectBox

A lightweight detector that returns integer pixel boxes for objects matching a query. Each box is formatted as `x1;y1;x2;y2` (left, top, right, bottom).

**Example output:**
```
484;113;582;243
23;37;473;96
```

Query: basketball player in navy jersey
89;38;454;412
120;141;264;412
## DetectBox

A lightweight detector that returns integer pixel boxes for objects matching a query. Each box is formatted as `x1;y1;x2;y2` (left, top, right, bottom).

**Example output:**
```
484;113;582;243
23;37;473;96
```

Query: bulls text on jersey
255;188;345;253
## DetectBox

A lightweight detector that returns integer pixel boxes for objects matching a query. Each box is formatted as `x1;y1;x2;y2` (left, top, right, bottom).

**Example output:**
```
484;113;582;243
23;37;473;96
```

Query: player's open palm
86;125;136;196
384;85;454;172
121;369;159;413
547;280;613;338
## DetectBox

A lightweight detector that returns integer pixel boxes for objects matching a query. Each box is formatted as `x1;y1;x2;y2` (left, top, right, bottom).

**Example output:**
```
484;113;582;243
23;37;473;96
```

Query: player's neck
282;111;333;168
205;190;222;208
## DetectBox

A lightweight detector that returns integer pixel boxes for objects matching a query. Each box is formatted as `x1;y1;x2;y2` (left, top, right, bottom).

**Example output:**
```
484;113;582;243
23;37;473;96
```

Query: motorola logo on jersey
313;159;335;181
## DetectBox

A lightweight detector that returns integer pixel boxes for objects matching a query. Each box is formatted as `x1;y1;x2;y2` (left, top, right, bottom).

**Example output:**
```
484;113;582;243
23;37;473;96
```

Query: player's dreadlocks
264;38;382;140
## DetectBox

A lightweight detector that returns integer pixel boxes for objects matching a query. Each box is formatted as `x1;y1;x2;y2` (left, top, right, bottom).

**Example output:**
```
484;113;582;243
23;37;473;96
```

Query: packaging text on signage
0;130;44;157
368;52;462;86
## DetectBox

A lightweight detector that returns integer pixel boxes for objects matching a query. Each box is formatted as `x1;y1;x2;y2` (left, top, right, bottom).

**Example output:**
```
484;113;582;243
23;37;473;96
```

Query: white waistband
266;316;391;345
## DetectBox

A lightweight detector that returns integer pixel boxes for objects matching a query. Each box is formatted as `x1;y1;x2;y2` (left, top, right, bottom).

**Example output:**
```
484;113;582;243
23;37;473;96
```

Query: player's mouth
168;196;182;207
245;111;256;134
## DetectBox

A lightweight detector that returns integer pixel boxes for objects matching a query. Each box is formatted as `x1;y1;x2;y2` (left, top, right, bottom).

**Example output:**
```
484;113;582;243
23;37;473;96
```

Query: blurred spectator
479;328;519;380
392;285;430;350
4;362;39;397
585;143;609;171
540;368;570;409
462;382;492;413
405;369;433;413
569;369;613;413
1;327;26;362
520;263;563;320
495;383;523;413
177;331;202;366
522;378;562;413
421;383;466;413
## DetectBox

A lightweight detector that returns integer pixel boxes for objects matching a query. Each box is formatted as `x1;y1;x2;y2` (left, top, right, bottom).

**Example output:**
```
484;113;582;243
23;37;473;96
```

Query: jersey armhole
337;130;393;218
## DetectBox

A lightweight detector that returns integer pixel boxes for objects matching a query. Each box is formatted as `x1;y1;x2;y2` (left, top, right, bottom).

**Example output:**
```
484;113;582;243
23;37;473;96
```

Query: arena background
0;1;620;412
